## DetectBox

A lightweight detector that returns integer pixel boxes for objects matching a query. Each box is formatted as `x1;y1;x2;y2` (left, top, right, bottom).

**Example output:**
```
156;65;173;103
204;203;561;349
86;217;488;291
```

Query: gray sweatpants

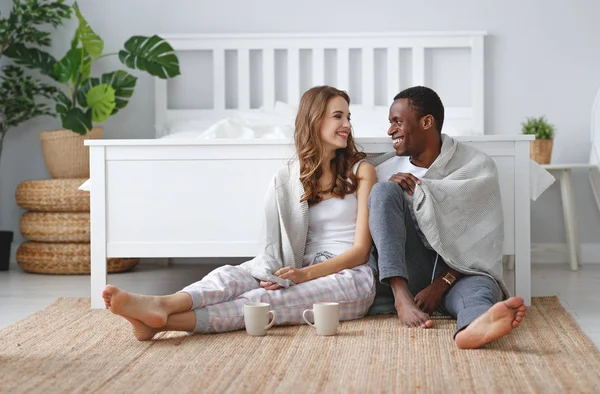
366;181;502;335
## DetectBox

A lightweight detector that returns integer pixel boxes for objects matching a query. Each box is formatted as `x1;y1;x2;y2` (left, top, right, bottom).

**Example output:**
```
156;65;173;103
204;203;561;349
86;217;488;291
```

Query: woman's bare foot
123;316;160;341
455;296;527;349
395;291;433;328
102;285;168;328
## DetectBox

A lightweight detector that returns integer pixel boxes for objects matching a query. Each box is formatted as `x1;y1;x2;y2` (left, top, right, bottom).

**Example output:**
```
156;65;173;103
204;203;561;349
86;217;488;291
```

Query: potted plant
522;115;555;164
31;2;181;178
0;0;72;270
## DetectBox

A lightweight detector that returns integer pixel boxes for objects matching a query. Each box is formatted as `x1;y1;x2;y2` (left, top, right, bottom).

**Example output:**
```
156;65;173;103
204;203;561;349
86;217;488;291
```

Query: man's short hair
394;86;445;133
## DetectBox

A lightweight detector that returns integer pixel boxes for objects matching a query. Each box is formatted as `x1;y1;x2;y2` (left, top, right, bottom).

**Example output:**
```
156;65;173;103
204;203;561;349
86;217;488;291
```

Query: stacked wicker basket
15;179;138;274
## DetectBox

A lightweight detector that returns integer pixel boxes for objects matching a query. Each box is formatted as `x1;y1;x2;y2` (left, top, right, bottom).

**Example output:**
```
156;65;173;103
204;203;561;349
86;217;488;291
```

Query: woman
103;85;377;340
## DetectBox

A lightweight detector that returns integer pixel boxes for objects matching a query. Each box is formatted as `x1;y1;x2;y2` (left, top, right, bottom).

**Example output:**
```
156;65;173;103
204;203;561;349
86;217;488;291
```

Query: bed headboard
155;31;486;138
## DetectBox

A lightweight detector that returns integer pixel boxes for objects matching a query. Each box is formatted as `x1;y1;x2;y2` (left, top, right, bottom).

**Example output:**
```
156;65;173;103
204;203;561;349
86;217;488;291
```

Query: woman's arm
276;162;377;284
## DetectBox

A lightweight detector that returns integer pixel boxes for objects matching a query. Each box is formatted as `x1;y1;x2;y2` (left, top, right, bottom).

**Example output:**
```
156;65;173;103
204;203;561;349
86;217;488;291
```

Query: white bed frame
86;32;533;308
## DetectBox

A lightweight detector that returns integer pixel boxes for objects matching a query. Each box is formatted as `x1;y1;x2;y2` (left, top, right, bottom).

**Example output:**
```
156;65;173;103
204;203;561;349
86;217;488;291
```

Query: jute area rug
1;296;599;393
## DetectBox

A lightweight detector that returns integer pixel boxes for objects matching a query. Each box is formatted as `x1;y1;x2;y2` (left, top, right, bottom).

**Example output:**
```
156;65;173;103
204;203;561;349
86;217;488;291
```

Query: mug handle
302;309;315;327
265;310;276;330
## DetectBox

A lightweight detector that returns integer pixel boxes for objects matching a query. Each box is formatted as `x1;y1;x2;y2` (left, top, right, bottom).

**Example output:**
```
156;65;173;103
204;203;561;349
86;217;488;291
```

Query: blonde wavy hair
294;86;366;204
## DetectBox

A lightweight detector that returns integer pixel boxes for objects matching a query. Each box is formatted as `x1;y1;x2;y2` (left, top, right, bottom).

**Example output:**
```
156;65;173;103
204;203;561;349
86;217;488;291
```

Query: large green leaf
55;90;72;118
76;77;99;108
61;107;92;135
3;44;56;75
101;70;136;114
52;47;91;84
78;71;137;114
119;35;180;79
86;84;115;123
73;3;103;57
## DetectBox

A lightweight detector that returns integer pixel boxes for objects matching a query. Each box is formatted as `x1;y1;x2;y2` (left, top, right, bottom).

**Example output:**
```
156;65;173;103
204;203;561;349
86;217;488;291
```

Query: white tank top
303;161;362;264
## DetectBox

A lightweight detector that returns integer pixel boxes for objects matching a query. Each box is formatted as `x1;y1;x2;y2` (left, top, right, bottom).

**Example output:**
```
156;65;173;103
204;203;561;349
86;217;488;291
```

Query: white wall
1;0;600;252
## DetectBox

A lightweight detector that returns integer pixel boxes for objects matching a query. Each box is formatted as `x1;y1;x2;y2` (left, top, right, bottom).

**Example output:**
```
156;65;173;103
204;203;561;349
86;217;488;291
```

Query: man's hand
413;280;448;314
389;172;421;195
259;281;281;291
274;267;310;284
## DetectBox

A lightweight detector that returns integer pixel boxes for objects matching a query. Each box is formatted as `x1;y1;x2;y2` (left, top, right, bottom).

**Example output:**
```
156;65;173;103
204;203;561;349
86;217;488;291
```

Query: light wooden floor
1;262;599;350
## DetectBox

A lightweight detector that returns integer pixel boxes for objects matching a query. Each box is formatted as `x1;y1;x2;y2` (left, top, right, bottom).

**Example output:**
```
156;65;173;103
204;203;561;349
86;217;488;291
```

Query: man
367;86;526;349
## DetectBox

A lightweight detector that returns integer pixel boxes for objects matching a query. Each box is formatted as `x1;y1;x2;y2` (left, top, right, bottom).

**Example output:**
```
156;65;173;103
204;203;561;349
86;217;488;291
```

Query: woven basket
20;212;90;243
530;139;553;164
16;242;139;274
15;179;89;212
40;127;103;179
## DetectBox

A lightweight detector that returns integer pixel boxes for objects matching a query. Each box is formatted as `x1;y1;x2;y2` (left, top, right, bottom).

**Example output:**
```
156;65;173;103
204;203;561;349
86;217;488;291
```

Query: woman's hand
274;267;310;284
259;281;282;291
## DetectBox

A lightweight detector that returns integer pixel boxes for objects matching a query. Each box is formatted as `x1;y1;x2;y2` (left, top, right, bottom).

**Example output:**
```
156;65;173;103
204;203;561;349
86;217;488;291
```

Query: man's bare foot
455;296;527;349
395;291;433;328
123;316;160;341
102;285;168;328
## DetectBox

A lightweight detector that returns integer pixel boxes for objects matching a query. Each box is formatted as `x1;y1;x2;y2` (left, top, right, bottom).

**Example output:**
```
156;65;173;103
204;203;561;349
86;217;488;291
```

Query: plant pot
0;230;14;271
530;139;553;165
40;127;103;179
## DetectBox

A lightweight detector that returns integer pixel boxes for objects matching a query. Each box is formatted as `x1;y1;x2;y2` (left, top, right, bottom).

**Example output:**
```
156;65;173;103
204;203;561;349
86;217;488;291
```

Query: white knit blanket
372;134;509;296
240;161;308;287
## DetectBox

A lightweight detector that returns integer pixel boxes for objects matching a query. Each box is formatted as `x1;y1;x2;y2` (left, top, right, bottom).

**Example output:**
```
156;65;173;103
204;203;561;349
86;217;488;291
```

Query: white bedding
158;102;412;140
161;102;296;140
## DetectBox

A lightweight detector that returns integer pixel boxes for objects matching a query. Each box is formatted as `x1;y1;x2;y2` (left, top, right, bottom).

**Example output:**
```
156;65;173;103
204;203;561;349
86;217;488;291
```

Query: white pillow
156;114;226;138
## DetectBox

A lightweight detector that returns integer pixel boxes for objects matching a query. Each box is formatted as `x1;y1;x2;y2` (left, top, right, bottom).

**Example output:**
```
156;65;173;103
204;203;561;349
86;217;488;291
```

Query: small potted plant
522;116;555;164
17;2;181;178
0;0;71;270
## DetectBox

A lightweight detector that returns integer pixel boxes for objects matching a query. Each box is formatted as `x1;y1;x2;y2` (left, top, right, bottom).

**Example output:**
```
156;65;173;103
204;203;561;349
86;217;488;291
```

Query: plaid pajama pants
180;256;376;333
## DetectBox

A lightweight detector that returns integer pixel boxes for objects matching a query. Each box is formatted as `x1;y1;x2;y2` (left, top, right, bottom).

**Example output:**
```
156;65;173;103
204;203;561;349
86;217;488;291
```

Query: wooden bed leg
89;145;107;309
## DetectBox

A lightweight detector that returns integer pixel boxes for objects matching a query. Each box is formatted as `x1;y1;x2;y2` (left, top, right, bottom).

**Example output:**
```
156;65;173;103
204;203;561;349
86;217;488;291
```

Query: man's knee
368;182;404;209
453;275;502;306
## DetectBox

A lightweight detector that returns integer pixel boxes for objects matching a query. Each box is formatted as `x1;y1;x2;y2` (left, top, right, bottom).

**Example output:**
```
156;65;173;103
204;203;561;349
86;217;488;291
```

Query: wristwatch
441;272;457;286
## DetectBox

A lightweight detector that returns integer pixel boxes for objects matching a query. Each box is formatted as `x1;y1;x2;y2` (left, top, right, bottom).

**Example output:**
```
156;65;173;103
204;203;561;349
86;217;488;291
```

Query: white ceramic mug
302;302;340;336
244;302;276;336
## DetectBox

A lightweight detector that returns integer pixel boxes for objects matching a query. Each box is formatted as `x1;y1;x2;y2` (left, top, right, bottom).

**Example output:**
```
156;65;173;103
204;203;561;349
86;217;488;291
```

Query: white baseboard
531;242;600;264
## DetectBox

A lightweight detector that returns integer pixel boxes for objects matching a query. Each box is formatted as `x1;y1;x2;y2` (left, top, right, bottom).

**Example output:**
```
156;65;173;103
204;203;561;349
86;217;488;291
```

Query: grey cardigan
240;161;308;287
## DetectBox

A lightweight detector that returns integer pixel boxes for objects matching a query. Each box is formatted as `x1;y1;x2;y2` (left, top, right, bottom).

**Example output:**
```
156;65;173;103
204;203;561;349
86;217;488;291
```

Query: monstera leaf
77;70;137;115
62;108;92;134
119;35;180;79
62;110;93;135
73;3;103;57
55;91;92;134
86;84;116;123
3;44;57;76
55;90;72;118
52;47;91;84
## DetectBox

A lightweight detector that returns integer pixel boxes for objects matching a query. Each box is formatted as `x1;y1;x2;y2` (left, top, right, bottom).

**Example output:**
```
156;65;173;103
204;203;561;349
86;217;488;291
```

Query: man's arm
413;267;464;314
